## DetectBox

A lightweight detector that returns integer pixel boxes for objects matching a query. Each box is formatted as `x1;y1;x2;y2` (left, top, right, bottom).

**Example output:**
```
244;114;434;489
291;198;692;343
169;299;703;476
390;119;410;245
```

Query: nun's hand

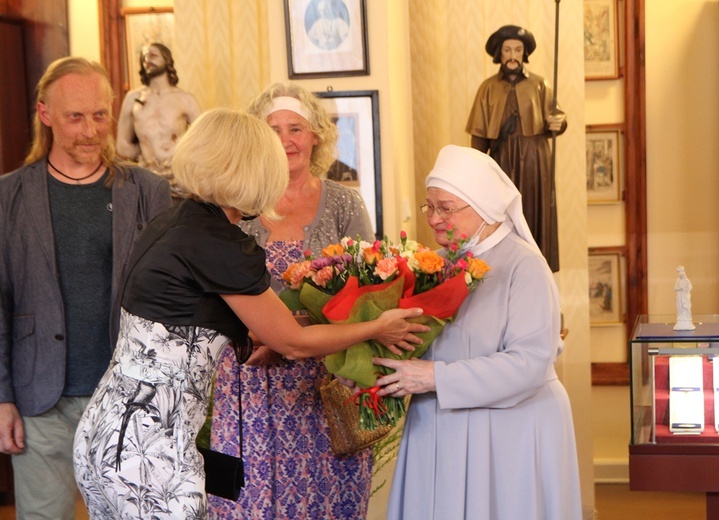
373;357;436;397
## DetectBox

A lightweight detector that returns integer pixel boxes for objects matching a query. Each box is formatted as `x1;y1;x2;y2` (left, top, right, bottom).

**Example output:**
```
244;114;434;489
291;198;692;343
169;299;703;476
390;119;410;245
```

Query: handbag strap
231;341;249;460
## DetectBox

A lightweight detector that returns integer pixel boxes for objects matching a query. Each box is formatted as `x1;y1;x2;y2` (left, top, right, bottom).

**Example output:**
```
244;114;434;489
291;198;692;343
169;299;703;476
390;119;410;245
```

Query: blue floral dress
209;183;376;520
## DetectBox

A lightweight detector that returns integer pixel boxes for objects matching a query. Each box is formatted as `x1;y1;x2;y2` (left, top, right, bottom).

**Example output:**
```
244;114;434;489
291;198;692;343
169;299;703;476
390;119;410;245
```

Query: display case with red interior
629;315;719;520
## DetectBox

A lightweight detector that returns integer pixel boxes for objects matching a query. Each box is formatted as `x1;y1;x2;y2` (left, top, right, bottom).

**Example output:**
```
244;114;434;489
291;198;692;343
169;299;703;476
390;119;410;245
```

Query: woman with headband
209;84;377;519
374;145;582;520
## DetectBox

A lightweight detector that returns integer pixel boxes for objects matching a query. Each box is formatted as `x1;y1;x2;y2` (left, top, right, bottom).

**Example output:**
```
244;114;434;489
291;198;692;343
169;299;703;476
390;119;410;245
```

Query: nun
374;145;582;520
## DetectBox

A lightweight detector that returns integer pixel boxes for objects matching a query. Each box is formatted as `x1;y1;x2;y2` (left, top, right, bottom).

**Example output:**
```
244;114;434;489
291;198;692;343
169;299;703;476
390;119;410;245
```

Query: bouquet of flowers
280;229;490;429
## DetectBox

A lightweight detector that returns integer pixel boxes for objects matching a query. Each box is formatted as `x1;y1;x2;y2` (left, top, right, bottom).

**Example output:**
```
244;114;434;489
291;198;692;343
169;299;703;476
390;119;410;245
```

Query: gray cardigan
240;180;374;292
0;160;172;416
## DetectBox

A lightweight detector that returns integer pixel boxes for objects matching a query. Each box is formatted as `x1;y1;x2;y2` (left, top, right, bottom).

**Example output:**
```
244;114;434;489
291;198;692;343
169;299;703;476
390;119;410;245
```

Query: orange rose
362;247;383;265
321;243;345;257
467;257;491;279
414;251;444;274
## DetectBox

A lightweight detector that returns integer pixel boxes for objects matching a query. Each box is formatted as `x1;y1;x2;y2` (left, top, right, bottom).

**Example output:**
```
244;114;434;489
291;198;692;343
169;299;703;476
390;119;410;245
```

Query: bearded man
0;57;171;519
117;42;201;196
466;25;566;272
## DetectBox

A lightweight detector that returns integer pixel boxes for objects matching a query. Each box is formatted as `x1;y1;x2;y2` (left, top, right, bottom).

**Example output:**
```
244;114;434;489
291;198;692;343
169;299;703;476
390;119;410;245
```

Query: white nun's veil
425;145;542;257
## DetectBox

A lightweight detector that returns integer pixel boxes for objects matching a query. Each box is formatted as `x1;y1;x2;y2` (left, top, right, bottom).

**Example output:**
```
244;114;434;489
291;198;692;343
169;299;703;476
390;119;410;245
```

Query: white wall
67;0;99;59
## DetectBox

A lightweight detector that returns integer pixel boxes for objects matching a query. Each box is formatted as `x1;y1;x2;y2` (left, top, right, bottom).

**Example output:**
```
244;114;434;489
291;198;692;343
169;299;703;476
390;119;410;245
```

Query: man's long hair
140;43;179;86
24;57;119;182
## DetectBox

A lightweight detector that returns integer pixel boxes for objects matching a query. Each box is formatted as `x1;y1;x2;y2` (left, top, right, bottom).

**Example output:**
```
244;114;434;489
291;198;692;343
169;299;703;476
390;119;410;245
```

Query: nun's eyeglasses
419;203;470;220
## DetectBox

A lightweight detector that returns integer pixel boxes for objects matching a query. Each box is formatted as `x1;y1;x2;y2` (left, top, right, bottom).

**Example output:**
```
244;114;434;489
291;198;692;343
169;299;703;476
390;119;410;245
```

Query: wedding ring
395;383;401;392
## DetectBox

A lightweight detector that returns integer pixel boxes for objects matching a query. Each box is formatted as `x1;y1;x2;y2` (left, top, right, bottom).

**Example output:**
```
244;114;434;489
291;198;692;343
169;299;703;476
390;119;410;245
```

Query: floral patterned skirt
73;309;230;519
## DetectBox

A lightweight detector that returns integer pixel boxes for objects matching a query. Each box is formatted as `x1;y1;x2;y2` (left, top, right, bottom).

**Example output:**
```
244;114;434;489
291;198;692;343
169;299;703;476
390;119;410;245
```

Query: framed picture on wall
586;125;623;204
285;0;369;79
315;90;382;237
588;247;625;326
122;7;175;92
583;0;620;80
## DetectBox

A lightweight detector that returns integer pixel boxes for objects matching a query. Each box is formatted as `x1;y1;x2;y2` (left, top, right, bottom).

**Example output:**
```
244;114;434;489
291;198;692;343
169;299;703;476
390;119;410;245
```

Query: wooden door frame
98;0;124;121
591;0;647;386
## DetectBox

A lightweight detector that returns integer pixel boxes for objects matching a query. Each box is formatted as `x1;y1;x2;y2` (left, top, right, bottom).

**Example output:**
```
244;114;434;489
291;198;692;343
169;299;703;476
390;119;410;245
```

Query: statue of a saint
673;265;695;331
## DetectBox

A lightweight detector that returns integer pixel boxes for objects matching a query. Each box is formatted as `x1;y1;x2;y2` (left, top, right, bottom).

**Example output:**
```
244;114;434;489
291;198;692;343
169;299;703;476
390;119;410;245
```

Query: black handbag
198;445;244;500
198;339;250;501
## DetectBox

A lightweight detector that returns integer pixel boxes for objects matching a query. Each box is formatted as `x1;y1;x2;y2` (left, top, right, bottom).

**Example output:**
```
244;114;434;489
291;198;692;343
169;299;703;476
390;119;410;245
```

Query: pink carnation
311;265;335;288
374;257;398;280
286;261;312;289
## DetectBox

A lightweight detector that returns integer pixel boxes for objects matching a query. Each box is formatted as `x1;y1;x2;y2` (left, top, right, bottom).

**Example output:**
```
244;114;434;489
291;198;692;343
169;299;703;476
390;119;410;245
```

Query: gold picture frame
588;247;625;325
586;124;623;204
583;0;620;80
122;7;175;92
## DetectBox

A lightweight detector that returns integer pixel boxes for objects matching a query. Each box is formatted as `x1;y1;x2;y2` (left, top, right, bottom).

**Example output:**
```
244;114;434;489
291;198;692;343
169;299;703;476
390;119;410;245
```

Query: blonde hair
247;82;338;177
25;57;117;170
172;108;288;219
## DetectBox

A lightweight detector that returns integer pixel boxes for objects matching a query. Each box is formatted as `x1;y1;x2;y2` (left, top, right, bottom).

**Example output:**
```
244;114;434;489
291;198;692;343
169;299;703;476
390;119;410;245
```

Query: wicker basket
320;376;392;455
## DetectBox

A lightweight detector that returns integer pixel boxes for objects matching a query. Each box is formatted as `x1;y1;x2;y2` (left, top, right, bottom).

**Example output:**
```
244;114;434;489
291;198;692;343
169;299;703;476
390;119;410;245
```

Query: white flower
403;253;420;271
465;271;473;286
402;239;421;253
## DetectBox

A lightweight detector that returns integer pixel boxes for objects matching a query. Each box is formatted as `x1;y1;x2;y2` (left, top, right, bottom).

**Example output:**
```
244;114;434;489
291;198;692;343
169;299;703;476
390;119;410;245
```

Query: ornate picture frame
583;0;620;80
588;247;625;326
315;90;382;237
586;124;623;204
285;0;369;79
122;7;175;92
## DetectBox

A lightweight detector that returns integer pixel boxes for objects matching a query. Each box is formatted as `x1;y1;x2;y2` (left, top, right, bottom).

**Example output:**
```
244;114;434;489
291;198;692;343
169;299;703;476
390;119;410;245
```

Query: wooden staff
550;0;561;203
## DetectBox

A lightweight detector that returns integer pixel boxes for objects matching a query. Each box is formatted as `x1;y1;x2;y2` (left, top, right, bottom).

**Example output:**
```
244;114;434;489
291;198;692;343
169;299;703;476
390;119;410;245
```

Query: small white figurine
674;265;696;331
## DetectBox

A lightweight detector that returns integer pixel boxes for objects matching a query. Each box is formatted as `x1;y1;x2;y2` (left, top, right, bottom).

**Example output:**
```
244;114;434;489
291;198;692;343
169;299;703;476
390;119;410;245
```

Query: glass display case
629;315;719;518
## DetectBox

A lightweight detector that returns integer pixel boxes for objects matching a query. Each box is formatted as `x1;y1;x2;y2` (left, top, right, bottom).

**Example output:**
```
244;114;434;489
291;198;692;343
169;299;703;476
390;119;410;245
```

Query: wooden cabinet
0;16;30;174
629;315;719;519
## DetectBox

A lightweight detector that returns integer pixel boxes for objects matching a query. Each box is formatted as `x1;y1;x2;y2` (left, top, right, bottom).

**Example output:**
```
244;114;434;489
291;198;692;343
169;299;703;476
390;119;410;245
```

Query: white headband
262;96;311;121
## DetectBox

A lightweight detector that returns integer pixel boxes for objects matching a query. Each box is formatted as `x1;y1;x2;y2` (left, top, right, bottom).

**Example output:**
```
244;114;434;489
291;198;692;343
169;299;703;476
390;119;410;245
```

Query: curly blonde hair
247;83;338;177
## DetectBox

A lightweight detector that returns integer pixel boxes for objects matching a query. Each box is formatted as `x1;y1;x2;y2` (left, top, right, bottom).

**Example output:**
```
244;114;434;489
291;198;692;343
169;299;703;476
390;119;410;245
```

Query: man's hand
547;113;566;133
0;403;25;454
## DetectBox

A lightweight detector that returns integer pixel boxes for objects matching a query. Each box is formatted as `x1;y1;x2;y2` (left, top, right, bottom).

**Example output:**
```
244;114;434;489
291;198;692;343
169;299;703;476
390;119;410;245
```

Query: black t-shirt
121;199;270;343
47;172;113;395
